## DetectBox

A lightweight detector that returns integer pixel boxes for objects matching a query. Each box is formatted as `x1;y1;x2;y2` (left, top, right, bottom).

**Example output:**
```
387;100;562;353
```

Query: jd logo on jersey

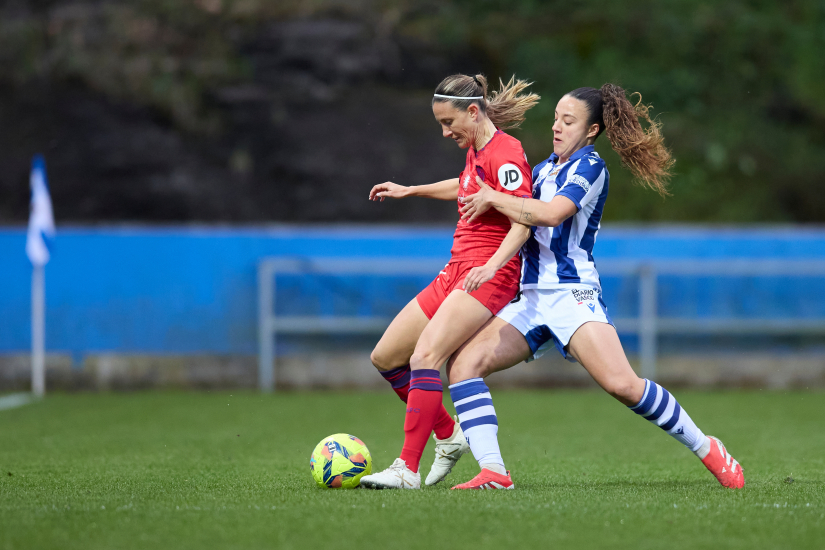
498;163;523;191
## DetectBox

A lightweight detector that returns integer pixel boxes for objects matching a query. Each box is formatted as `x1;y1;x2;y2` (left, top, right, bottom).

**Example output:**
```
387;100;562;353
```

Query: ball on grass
310;434;372;489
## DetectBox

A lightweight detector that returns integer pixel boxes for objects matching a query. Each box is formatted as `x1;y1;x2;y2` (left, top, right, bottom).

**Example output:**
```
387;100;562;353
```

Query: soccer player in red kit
361;74;539;489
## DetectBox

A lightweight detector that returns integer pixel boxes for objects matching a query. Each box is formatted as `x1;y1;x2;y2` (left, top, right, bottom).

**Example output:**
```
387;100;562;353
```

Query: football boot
451;468;514;490
359;458;420;490
425;417;470;486
697;436;745;489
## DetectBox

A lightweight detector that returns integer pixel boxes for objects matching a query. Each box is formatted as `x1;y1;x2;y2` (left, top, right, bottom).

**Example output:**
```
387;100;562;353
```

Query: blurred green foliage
1;0;823;222
418;0;825;222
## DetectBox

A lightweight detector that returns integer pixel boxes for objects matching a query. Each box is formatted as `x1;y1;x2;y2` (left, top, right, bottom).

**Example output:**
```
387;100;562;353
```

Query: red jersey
450;130;533;261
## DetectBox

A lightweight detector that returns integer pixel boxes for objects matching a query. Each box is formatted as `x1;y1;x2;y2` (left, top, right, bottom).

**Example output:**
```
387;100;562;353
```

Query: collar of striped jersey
548;144;596;165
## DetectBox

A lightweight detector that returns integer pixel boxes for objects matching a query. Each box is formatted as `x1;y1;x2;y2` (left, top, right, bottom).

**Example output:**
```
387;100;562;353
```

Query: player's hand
369;182;409;201
459;177;494;222
463;265;496;293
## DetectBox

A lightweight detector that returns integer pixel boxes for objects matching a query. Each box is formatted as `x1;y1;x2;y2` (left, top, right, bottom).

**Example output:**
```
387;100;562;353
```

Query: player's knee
409;347;441;372
370;347;399;372
448;361;479;384
474;357;496;379
602;375;640;404
448;349;491;383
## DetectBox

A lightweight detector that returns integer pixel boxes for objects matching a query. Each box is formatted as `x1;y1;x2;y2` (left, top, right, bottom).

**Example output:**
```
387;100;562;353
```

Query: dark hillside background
1;0;823;224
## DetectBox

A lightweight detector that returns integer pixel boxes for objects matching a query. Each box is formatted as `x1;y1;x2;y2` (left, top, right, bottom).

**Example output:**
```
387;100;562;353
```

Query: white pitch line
0;393;34;411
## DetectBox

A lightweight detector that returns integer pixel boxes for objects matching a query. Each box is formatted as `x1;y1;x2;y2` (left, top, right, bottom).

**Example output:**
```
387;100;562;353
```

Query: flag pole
27;154;53;398
31;263;45;397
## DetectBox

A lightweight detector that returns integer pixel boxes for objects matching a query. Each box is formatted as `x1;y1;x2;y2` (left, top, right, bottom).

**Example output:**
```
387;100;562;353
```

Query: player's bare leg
370;297;429;374
443;316;529;489
409;289;494;373
402;289;492;475
368;297;457;449
565;321;645;406
568;321;744;488
362;290;492;489
448;316;532;382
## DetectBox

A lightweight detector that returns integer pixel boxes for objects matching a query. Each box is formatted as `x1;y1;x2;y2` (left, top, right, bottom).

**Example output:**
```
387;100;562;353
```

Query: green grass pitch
1;390;823;549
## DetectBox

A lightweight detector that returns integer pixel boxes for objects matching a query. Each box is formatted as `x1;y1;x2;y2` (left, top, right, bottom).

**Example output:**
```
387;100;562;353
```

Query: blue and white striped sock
449;378;505;472
629;379;708;453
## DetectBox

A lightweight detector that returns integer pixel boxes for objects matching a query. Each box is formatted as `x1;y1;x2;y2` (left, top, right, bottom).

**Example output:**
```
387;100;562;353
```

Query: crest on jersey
497;163;523;191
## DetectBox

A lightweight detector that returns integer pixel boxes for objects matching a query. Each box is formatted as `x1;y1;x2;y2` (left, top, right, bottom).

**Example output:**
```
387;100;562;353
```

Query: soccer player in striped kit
360;74;538;489
447;84;745;490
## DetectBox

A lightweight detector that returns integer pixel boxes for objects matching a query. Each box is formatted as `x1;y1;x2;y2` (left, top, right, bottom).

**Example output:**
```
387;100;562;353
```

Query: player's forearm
406;178;459;201
518;196;578;228
488;192;570;228
483;190;539;225
484;223;531;271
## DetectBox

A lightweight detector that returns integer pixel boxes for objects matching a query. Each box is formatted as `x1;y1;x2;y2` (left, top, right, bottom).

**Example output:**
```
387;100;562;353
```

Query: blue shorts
497;286;613;362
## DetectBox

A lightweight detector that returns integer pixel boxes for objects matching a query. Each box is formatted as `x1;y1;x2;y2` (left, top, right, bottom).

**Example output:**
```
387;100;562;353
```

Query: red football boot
700;436;745;489
451;468;514;490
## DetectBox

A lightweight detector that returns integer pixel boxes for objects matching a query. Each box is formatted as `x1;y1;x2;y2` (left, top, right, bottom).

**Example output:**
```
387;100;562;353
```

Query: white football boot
359;458;420;489
424;417;470;486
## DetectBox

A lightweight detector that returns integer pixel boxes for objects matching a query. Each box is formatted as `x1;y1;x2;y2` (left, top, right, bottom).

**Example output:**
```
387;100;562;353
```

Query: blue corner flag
25;155;55;266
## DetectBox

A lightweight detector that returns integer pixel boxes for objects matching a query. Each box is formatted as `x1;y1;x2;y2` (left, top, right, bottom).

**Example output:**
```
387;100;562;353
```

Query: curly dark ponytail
568;84;673;196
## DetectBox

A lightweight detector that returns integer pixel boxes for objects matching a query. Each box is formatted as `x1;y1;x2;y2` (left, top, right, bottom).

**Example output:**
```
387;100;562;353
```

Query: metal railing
258;257;825;392
257;258;449;392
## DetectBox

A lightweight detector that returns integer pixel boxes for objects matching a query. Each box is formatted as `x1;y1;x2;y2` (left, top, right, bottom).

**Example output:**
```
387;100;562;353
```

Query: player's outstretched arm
463;222;531;293
460;177;576;228
369;178;459;202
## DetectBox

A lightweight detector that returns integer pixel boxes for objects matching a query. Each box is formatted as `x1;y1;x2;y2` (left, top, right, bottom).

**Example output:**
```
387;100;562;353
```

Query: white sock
693;436;712;459
449;378;505;469
628;379;709;453
480;462;507;475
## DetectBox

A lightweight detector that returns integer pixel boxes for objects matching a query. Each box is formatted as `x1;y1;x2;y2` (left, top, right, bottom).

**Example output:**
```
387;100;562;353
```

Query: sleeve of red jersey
484;141;533;198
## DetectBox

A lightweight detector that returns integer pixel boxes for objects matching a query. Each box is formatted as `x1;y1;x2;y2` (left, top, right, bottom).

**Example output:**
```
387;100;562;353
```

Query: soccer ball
310;434;372;489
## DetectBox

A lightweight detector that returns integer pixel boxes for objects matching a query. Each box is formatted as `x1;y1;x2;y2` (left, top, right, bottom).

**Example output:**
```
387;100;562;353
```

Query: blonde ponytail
433;73;539;129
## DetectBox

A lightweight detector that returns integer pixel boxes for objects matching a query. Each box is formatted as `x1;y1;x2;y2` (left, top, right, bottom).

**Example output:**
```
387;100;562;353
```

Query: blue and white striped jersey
521;145;609;289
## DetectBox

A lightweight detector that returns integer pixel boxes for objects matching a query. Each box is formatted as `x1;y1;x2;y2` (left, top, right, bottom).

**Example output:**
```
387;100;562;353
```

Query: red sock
380;365;411;402
381;365;455;440
399;369;444;473
433;403;455;440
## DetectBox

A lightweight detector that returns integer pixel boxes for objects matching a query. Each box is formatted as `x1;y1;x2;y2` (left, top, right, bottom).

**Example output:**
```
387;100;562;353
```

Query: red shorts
416;258;521;319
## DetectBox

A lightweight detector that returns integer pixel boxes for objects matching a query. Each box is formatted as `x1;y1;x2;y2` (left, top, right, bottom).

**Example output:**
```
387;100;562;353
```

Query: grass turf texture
0;390;823;549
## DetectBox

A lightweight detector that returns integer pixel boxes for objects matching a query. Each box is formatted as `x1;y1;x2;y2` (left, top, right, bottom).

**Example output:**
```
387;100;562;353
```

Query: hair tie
472;76;482;88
